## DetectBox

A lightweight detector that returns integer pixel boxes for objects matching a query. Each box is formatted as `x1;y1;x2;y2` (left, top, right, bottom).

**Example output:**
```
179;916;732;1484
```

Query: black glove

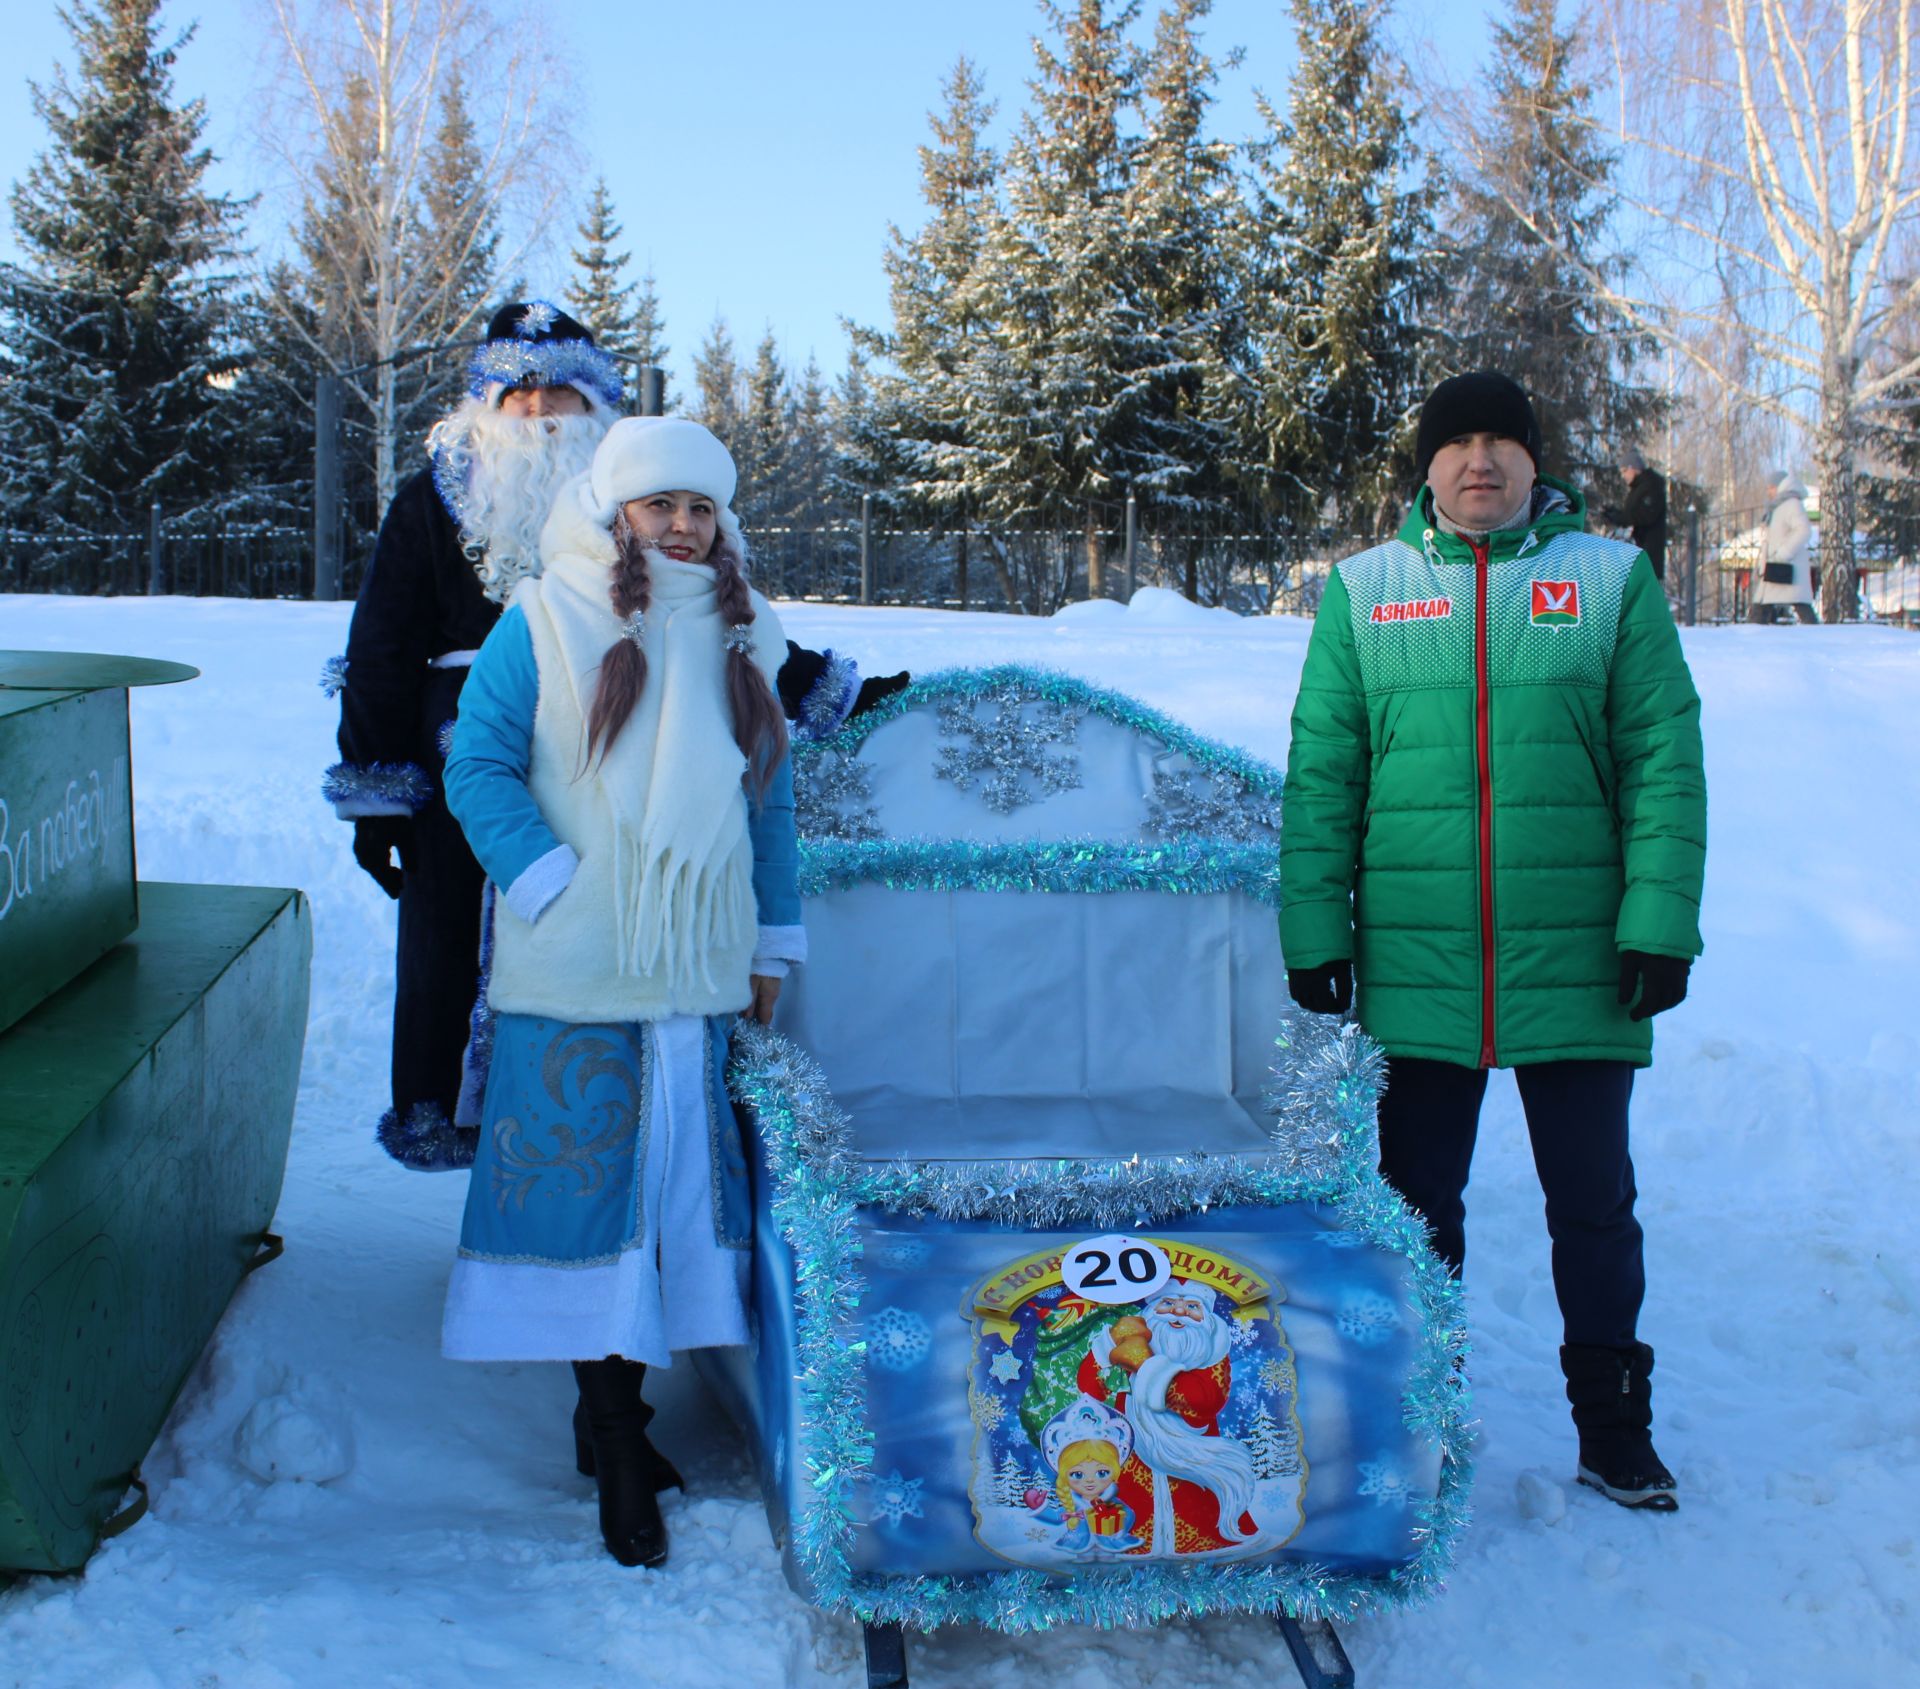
852;670;912;718
1287;960;1354;1016
353;816;411;900
1618;950;1690;1022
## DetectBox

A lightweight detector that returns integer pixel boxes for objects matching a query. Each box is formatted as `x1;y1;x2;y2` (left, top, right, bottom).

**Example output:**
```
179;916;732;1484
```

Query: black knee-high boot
571;1357;669;1567
572;1391;684;1493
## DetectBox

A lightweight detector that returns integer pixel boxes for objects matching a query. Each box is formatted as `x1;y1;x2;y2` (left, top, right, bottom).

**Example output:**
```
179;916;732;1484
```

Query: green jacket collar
1396;475;1589;566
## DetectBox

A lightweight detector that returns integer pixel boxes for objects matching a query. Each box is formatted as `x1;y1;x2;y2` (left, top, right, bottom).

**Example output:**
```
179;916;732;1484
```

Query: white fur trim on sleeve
752;923;807;968
505;843;579;925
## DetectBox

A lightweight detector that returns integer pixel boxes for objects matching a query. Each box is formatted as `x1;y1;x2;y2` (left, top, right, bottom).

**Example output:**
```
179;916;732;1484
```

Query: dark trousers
391;667;485;1125
1376;1057;1646;1349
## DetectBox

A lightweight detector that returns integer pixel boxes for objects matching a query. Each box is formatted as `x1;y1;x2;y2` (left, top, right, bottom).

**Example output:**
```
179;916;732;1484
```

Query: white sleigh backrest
776;668;1287;1165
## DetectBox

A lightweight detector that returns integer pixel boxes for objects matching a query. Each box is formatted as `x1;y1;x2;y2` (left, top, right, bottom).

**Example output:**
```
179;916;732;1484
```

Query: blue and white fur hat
468;300;624;412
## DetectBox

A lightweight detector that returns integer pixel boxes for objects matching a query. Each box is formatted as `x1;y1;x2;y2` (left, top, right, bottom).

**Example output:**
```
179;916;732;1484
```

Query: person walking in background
1609;446;1667;580
1279;370;1707;1514
1747;471;1819;624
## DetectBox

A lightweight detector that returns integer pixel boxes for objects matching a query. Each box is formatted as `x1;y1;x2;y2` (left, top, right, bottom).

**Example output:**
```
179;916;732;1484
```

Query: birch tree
1550;0;1920;618
265;0;572;512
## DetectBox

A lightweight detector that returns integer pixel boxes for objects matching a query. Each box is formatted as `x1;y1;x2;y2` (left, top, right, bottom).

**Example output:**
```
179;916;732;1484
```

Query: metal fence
0;522;313;600
6;498;1915;626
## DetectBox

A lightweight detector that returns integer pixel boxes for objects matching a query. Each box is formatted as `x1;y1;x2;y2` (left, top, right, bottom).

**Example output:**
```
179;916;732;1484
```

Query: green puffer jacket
1280;479;1706;1068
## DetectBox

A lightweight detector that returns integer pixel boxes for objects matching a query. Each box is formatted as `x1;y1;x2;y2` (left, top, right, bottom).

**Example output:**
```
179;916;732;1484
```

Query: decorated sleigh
706;666;1471;1688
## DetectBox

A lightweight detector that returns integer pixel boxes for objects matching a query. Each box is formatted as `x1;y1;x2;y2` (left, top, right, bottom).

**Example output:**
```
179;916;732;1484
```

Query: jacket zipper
1473;538;1497;1068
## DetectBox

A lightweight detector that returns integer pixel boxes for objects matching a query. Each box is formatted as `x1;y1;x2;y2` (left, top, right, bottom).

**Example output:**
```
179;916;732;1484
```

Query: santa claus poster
965;1241;1307;1566
838;1207;1441;1582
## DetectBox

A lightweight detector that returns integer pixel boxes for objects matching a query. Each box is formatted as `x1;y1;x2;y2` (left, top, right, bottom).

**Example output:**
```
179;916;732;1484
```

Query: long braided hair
583;510;789;799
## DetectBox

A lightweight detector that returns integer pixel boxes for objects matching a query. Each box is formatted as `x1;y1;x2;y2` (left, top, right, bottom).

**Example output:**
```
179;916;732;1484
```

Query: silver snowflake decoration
866;1469;925;1527
933;689;1083;814
514;301;558;338
1143;765;1281;843
1229;1314;1261;1349
973;1395;1008;1433
795;751;883;841
1357;1460;1412;1509
1337;1292;1402;1348
867;1305;932;1372
988;1348;1023;1384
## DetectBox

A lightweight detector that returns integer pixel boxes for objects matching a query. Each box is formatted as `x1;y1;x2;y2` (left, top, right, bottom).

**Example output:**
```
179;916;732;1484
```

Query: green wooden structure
0;653;311;1573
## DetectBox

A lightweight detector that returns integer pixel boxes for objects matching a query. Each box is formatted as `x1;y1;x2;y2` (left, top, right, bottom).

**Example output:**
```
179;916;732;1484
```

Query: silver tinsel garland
726;1011;1473;1634
319;655;348;699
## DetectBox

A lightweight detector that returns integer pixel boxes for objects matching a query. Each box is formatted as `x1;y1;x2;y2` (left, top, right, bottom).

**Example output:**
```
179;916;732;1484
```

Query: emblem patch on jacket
1530;579;1581;626
1368;596;1452;625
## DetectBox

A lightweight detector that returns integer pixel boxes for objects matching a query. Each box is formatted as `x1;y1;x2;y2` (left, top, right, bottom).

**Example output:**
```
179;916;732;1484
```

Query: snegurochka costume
323;303;888;1174
1280;370;1707;1512
441;417;799;1568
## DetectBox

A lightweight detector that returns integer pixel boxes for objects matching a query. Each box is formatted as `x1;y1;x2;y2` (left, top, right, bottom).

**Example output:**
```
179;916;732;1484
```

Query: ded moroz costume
324;303;902;1174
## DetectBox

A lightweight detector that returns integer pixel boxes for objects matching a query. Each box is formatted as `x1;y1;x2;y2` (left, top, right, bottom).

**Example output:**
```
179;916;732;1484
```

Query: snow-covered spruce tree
854;55;1003;604
1123;0;1246;563
0;0;248;578
734;330;792;527
1432;0;1664;493
977;0;1151;602
1241;0;1437;534
566;177;641;359
786;355;835;528
690;315;744;447
406;69;501;434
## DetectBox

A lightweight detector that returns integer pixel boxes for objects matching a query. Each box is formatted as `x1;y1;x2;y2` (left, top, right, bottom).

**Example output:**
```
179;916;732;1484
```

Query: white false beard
427;398;608;603
1125;1307;1258;1543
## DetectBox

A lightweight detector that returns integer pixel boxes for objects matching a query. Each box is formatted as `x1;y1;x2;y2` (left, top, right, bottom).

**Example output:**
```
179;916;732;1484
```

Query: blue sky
2;0;1493;393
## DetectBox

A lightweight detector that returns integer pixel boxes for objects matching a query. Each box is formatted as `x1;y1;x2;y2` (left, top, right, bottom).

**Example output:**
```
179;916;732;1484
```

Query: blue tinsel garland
726;1011;1473;1634
799;836;1283;909
466;335;624;410
319;655;348;699
321;760;433;815
794;663;1286;803
794;650;862;744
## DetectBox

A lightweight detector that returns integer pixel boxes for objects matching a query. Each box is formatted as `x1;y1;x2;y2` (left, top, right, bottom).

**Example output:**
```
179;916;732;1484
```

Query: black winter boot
1560;1342;1678;1512
571;1358;670;1567
573;1392;684;1493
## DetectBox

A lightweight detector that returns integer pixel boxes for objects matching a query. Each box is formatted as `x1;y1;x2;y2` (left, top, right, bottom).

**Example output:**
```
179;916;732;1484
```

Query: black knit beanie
1413;372;1542;484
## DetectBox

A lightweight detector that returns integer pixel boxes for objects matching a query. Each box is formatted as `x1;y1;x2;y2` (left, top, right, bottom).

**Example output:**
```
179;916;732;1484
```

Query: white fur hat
582;417;738;527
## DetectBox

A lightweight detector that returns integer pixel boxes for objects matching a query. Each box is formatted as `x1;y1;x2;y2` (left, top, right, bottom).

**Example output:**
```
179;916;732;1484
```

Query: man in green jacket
1280;371;1706;1512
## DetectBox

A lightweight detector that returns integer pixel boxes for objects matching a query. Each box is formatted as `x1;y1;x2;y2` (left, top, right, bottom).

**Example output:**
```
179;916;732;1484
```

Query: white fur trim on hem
504;843;578;925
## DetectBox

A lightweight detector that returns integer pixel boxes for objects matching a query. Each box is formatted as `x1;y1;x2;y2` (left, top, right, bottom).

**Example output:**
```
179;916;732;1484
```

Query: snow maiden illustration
438;416;803;1570
1024;1396;1144;1555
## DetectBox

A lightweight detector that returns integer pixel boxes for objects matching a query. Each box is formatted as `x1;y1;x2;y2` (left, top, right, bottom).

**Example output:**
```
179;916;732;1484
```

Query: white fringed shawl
486;477;785;1024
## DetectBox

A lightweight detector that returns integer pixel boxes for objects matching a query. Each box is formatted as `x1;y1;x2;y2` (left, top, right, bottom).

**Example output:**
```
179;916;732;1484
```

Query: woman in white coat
1747;471;1819;624
440;418;803;1569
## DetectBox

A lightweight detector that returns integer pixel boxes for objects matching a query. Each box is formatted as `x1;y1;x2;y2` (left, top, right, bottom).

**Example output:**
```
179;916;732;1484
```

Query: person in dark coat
326;302;906;1173
1609;446;1668;580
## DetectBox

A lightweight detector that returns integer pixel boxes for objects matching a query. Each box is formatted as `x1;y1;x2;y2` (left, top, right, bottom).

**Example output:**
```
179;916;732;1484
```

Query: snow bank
1;594;1915;1688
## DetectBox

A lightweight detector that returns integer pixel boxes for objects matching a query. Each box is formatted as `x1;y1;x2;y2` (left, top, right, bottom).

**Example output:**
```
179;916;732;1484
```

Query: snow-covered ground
2;592;1916;1689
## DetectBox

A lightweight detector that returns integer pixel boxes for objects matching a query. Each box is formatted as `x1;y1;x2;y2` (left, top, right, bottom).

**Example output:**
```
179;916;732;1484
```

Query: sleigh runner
706;666;1471;1682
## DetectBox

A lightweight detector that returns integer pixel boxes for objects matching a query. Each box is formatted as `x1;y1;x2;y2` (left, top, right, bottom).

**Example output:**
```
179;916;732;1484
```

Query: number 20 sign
1061;1235;1174;1306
